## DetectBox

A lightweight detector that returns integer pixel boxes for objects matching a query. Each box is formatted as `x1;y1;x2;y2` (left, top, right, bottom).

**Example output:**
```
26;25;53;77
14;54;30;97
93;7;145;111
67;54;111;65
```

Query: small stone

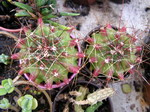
121;83;132;94
130;104;135;110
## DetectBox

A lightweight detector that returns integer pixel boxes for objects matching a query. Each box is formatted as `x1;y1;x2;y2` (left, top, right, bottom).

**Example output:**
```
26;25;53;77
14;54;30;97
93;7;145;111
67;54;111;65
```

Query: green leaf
17;94;38;111
86;102;103;112
21;98;29;110
0;98;10;109
24;94;33;99
42;14;57;19
0;88;7;96
27;99;32;110
3;84;14;94
32;99;38;110
41;8;50;15
13;2;33;12
44;20;71;30
1;78;14;94
59;12;80;16
17;96;24;107
15;10;31;17
47;0;56;8
22;109;32;112
36;0;48;7
0;54;10;65
8;78;13;85
2;1;9;8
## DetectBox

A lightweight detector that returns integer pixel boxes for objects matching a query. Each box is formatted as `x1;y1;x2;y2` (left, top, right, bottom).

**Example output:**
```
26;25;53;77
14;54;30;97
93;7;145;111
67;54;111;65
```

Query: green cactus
11;18;81;89
74;86;89;112
73;88;114;111
85;25;141;81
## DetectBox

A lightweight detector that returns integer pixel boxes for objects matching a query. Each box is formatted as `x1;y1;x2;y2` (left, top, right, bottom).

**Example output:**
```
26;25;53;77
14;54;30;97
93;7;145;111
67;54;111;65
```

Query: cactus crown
84;25;141;81
12;19;81;89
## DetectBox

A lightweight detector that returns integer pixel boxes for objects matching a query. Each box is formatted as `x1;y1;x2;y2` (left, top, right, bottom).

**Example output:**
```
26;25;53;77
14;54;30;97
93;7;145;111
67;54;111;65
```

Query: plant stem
0;31;18;40
14;80;52;112
9;105;19;112
41;90;53;112
0;27;22;33
14;87;22;97
13;75;21;83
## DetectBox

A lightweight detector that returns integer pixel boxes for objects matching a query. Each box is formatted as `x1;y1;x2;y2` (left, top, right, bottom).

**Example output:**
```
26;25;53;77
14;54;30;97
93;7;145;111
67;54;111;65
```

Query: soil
142;33;150;80
0;1;21;29
109;0;131;4
0;34;19;80
64;0;90;16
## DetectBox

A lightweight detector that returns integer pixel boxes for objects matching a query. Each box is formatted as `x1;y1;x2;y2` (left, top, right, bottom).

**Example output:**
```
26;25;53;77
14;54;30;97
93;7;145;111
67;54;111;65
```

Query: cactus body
12;19;81;89
85;26;141;80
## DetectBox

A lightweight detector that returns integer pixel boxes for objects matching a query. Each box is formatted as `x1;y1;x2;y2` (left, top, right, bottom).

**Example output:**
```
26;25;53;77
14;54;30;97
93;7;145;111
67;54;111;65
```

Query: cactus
85;102;102;112
87;88;114;105
84;25;142;81
74;88;114;105
11;18;81;89
74;86;89;112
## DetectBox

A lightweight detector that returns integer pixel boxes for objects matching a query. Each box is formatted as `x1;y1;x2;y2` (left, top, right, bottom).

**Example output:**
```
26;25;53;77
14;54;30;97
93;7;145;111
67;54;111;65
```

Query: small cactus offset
84;25;142;81
87;88;114;105
74;88;114;105
11;18;81;89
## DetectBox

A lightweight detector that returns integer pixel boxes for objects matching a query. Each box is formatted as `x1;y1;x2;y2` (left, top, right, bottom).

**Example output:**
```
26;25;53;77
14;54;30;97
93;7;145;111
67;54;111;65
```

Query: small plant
17;94;38;112
73;87;114;112
0;78;14;96
84;25;142;81
13;0;79;18
0;77;52;111
0;98;19;111
12;0;79;29
0;95;38;112
0;54;10;65
11;18;82;89
0;0;79;32
0;98;10;109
